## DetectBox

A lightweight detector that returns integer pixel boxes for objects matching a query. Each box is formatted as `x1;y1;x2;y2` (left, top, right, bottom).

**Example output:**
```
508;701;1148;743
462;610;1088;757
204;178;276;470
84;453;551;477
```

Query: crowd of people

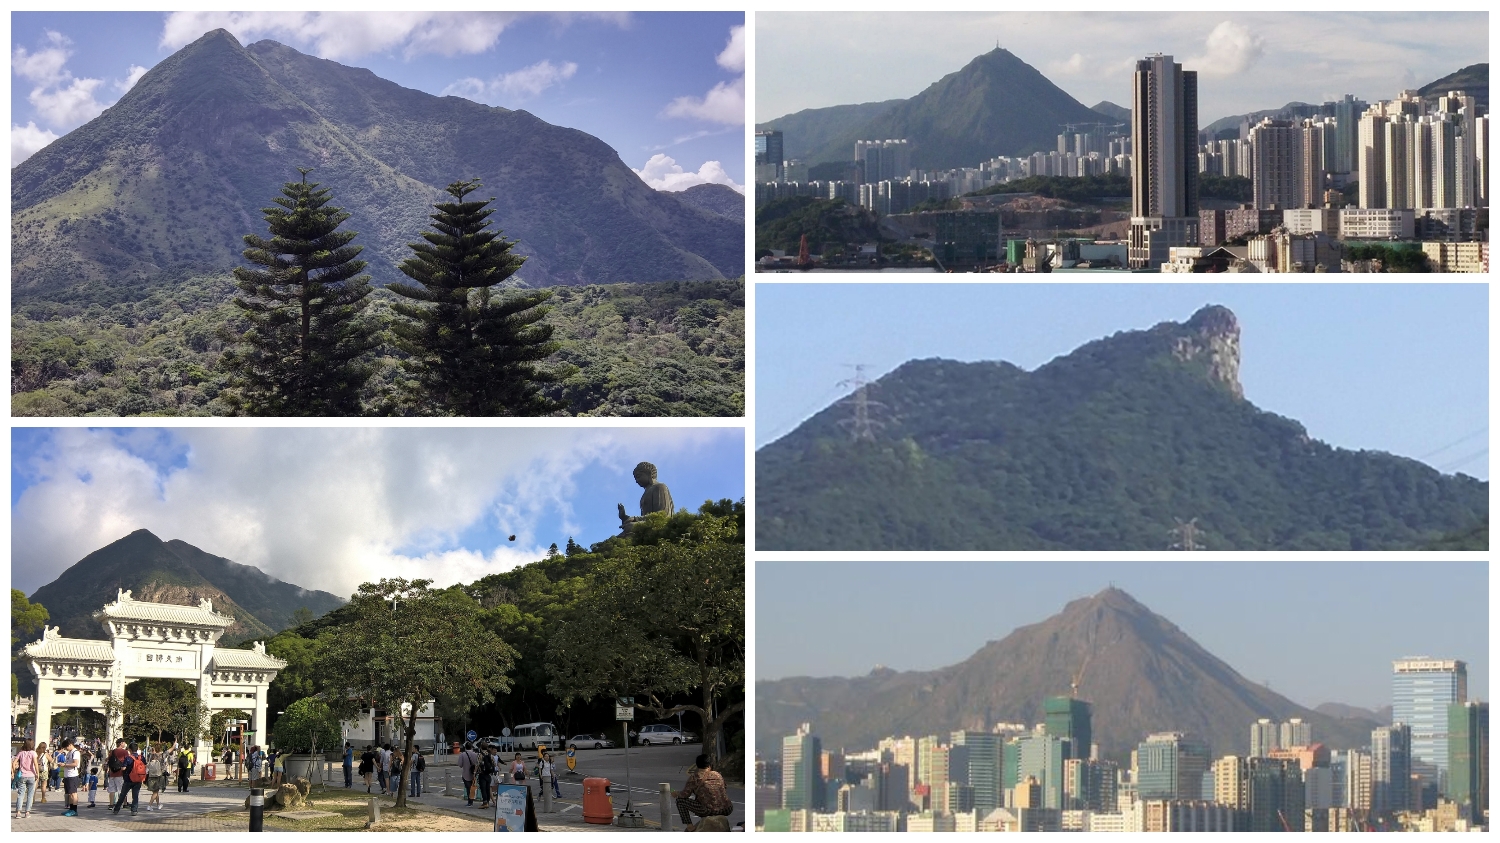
455;740;562;811
348;742;427;797
11;736;198;819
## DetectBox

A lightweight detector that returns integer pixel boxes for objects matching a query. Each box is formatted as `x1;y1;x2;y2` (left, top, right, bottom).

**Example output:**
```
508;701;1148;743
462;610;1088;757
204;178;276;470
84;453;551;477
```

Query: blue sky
758;12;1488;125
11;427;745;597
11;11;744;190
757;561;1488;710
755;283;1489;481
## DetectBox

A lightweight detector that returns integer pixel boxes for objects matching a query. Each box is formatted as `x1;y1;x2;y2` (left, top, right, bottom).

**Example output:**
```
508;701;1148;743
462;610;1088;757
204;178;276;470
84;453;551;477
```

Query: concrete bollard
249;787;264;832
368;796;379;826
445;769;451;795
659;783;673;831
540;786;553;813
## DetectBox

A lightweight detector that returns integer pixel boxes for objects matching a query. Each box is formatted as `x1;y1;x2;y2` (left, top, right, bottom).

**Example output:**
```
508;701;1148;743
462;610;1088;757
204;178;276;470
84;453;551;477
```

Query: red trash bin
202;763;216;781
583;777;613;825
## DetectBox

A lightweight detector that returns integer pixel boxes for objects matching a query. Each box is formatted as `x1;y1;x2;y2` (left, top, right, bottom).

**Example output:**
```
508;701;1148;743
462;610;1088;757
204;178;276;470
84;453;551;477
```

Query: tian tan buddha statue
617;461;674;532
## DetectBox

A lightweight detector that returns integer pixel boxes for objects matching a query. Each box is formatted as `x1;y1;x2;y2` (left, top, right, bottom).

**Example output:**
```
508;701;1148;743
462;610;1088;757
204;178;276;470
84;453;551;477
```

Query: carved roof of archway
24;629;114;662
212;646;287;671
94;588;235;628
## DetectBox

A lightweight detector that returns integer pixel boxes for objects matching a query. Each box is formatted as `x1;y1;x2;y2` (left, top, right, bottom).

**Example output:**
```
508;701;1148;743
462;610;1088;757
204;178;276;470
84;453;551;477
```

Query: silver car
567;734;615;749
636;724;697;745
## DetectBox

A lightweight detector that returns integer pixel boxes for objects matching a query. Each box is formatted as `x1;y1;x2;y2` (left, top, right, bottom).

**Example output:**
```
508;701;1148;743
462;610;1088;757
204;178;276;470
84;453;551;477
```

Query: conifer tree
390;178;565;416
222;169;377;415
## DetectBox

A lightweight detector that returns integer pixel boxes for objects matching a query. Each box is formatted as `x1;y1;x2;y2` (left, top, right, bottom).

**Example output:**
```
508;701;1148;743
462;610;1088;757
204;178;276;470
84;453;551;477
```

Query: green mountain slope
757;306;1487;550
1419;63;1488;111
756;99;904;162
13;29;741;298
801;49;1106;169
756;588;1379;762
160;538;346;632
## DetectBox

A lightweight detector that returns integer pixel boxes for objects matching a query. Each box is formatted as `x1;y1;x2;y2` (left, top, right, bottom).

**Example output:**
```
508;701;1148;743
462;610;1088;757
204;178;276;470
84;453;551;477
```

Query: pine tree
222;169;377;415
390;178;565;416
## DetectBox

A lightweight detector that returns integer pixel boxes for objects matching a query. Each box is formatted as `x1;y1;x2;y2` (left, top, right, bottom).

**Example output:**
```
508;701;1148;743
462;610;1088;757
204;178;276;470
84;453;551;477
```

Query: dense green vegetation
971;173;1131;202
13;277;744;417
1346;243;1431;272
758;307;1486;551
1199;174;1254;202
254;503;745;774
755;196;883;254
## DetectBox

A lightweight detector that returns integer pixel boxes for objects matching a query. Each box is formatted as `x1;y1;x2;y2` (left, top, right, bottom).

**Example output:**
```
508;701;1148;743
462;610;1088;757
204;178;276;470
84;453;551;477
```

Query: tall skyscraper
1358;109;1388;208
1043;696;1093;761
1371;723;1412;814
1250;119;1299;210
1393;658;1468;790
1247;756;1305;832
755;130;784;182
1333;94;1362;176
1128;54;1199;268
1250;719;1278;758
1446;701;1488;823
1012;732;1068;810
1279;718;1311;749
1135;732;1211;801
782;723;824;812
951;730;1004;814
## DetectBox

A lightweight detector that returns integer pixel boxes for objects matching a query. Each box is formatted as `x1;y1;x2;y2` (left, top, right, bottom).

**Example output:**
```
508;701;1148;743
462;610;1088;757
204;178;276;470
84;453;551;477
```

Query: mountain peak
1174;305;1242;398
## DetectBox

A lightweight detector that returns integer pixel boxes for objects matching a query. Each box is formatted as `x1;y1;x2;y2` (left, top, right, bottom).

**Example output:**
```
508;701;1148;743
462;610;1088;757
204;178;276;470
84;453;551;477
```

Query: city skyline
756;284;1488;481
756;561;1487;711
11;11;746;190
11;427;745;596
756;12;1487;127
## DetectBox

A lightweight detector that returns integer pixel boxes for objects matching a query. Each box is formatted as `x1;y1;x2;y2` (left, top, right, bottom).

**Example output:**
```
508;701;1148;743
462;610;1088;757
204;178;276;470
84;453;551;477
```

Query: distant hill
756;99;904;162
1316;702;1392;724
1090;101;1131;123
757;587;1379;762
25;529;343;645
12;29;741;299
1202;102;1315;138
674;183;746;221
760;49;1105;170
1419;63;1488;112
757;305;1487;550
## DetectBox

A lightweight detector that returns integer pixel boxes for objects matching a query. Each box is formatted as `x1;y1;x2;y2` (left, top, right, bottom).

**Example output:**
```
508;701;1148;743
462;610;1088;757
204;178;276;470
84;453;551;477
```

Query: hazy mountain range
757;305;1487;550
13;29;742;299
756;587;1383;762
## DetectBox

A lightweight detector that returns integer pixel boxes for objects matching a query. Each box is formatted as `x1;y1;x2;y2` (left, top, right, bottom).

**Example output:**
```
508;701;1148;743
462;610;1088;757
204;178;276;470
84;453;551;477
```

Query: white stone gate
23;590;285;760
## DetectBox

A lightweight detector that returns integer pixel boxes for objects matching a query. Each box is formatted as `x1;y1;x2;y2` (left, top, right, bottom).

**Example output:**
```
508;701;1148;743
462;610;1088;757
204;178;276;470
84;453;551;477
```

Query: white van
512;722;559;751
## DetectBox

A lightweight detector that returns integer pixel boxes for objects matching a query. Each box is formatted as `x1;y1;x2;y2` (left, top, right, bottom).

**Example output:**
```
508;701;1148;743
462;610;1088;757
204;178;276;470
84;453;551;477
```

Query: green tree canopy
546;513;744;765
12;590;49;699
271;696;343;754
315;578;519;807
390;178;566;416
221;168;378;415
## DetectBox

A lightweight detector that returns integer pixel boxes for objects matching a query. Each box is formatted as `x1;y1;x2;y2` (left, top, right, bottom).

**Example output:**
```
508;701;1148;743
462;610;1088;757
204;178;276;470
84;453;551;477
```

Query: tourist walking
343;743;354;788
247;745;265;786
112;742;146;816
145;747;166;811
12;739;39;819
176;745;191;793
457;742;479;807
86;766;99;808
105;739;128;812
540;751;560;799
60;737;82;816
378;744;392;794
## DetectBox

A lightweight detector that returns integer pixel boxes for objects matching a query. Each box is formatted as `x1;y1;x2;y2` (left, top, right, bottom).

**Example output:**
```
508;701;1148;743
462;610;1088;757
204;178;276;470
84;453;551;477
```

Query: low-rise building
1421;241;1486;272
1339;208;1415;240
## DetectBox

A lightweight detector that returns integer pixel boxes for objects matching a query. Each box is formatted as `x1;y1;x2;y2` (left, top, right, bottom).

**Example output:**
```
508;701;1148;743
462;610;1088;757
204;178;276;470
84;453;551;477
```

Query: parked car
567;734;615;749
636;724;697;745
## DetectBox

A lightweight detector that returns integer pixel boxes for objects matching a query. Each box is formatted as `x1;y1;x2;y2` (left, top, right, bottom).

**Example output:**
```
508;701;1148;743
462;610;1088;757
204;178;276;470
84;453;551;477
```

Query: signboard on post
466;730;478;743
615;696;634;720
493;783;530;832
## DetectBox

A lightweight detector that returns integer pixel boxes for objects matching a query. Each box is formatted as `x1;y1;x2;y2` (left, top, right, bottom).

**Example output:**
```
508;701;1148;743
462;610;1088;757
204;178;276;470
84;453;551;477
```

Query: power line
1417;425;1488;461
1436;447;1488;473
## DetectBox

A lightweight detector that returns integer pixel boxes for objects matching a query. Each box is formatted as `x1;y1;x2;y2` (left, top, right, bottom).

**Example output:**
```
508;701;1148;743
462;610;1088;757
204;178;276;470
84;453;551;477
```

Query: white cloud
663;77;745;126
12;31;71;85
1049;52;1086;76
120;65;148;92
1186;20;1266;77
633;154;744;193
30;76;106;127
161;11;523;61
717;25;745;73
11;428;727;597
11;121;59;166
497;59;578;98
441;59;578;104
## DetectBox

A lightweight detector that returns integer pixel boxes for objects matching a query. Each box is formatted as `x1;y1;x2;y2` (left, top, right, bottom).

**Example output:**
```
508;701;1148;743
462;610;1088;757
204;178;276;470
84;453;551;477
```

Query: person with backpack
457;742;480;807
112;742;146;815
247;745;265;786
145;747;166;811
389;749;403;798
59;737;82;817
12;738;39;819
176;746;191;793
378;744;392;795
476;746;498;810
408;749;425;797
343;743;354;789
106;740;128;812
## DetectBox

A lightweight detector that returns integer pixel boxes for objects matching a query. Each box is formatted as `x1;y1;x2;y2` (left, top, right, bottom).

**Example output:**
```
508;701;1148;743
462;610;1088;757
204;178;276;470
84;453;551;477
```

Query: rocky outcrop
1173;305;1242;398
